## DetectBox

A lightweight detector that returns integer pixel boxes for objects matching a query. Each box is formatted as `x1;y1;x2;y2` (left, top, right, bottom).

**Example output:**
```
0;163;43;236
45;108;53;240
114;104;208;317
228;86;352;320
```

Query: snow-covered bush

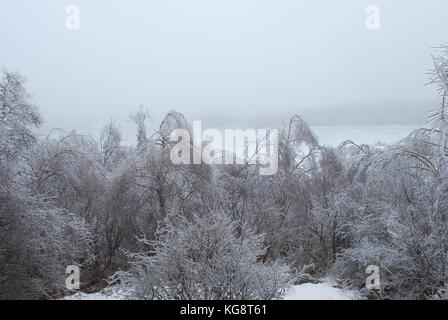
114;211;294;300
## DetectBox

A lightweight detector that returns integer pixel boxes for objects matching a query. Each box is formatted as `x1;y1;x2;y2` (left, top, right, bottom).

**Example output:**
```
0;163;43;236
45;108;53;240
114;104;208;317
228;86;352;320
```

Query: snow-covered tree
0;70;92;299
131;106;149;149
428;44;448;155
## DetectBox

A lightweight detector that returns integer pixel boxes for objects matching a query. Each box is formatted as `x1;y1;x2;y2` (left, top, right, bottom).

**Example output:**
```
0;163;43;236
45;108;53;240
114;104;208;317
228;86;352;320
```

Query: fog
1;0;447;134
3;1;448;302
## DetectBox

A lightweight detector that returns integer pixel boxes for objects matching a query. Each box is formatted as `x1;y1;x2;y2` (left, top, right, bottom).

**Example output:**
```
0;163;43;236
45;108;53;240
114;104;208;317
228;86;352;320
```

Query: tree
428;44;448;156
0;70;92;299
100;120;124;168
131;106;149;148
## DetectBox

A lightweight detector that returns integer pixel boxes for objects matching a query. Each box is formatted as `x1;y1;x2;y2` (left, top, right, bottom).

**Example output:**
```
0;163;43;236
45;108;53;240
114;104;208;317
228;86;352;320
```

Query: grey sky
1;0;447;134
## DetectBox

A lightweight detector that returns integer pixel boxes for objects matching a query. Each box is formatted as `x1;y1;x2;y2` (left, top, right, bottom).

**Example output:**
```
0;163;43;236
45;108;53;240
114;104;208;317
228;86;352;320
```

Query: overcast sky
1;0;447;134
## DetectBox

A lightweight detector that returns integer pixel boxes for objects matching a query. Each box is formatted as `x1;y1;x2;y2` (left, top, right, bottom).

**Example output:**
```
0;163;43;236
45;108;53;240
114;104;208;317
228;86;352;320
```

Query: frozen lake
45;124;422;149
311;125;422;147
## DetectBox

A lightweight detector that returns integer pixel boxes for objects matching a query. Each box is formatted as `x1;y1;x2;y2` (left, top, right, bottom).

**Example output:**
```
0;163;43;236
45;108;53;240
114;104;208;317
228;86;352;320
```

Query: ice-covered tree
0;70;92;299
428;44;448;156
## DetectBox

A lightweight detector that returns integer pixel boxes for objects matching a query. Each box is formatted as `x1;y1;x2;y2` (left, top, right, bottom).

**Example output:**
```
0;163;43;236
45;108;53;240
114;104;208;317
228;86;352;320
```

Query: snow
63;287;131;300
283;282;357;300
63;281;357;300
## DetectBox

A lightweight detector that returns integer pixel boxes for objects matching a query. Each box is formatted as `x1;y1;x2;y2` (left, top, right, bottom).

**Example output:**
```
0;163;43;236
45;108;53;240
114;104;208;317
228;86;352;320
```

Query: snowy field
63;287;132;300
64;281;357;300
283;282;357;300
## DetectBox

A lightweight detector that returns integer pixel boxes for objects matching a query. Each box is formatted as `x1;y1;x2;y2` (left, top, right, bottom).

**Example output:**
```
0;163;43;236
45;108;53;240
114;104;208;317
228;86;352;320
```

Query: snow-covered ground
283;282;357;300
64;281;357;300
63;287;132;300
